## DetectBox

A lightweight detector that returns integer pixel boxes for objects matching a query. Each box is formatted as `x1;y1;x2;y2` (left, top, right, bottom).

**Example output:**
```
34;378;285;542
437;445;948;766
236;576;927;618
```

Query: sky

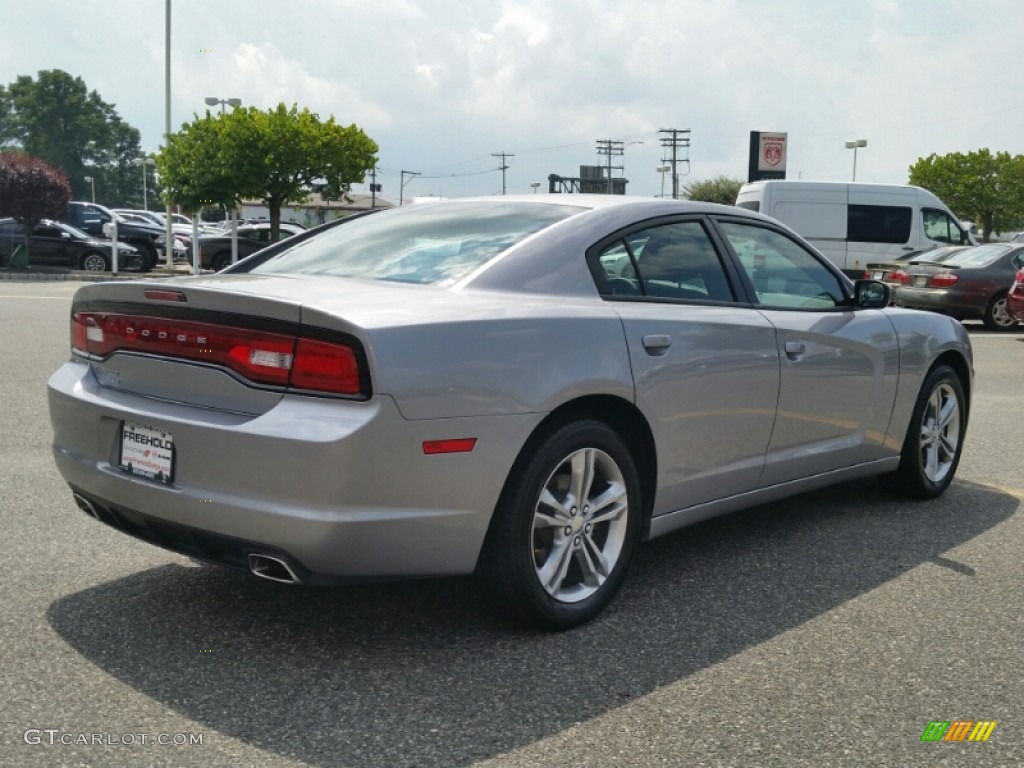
3;0;1023;203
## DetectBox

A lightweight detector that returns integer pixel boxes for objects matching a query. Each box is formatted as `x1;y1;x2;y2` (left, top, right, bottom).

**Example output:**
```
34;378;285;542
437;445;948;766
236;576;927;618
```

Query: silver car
48;197;973;629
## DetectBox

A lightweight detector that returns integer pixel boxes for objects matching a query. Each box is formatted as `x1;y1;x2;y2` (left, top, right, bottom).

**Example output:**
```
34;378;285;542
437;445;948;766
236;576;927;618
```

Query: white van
735;181;975;277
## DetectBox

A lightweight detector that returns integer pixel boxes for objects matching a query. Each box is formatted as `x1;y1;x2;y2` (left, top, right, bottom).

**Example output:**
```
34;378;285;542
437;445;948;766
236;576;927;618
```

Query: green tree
156;103;378;239
0;152;72;266
1;70;145;206
683;175;745;206
908;149;1024;242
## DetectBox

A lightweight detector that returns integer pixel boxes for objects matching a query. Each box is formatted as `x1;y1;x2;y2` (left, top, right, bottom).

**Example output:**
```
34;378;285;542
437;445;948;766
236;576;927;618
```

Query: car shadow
47;479;1017;767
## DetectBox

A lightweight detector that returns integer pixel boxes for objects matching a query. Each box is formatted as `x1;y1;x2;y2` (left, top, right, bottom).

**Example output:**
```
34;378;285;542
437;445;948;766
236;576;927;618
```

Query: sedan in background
894;243;1024;329
195;223;303;270
49;197;973;629
0;218;140;271
866;245;968;286
1007;268;1024;323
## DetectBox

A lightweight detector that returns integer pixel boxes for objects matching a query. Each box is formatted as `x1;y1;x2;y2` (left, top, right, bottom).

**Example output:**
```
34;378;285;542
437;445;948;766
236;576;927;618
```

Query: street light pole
83;176;95;203
133;157;155;210
656;165;671;198
845;139;867;181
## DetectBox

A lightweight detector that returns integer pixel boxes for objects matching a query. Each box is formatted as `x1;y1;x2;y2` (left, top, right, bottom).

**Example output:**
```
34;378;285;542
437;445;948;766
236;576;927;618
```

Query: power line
595;139;624;194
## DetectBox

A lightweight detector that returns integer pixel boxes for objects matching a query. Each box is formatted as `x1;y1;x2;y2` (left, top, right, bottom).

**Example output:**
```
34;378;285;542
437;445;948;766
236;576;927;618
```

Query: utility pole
658;128;691;199
596;139;624;194
368;167;381;209
399;170;420;206
492;151;515;195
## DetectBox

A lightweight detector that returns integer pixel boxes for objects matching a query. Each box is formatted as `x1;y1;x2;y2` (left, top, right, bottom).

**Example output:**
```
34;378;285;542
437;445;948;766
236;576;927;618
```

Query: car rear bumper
48;359;542;581
893;287;982;319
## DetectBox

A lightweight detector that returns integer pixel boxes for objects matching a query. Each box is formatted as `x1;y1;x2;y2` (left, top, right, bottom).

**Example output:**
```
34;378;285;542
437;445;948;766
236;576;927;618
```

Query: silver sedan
48;197;973;629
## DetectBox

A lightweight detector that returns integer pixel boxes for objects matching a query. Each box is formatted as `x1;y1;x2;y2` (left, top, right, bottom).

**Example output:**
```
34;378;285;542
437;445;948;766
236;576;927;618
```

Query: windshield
248;201;586;285
942;245;1010;268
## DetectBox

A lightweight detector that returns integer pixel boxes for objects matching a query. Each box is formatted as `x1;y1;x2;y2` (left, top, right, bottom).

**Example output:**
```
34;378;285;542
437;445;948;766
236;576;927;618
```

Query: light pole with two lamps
845;139;867;181
205;96;241;115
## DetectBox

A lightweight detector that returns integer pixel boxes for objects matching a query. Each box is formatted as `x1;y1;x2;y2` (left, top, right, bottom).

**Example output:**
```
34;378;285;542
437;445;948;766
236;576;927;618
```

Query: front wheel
983;292;1016;330
79;251;109;272
482;420;642;630
211;252;232;271
879;365;967;499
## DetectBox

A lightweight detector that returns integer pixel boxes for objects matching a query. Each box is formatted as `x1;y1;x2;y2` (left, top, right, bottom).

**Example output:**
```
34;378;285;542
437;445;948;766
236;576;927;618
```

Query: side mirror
854;279;890;309
60;231;71;239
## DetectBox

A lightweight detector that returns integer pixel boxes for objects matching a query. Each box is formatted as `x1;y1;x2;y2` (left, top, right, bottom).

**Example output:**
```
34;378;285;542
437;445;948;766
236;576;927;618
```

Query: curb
0;266;201;282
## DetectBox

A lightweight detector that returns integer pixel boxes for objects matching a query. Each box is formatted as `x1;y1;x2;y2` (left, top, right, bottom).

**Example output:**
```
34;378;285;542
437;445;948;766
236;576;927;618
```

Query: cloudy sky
3;0;1022;202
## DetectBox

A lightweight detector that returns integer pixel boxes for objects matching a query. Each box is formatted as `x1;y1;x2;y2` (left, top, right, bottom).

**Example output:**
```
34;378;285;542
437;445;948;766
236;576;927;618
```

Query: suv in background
60;202;168;272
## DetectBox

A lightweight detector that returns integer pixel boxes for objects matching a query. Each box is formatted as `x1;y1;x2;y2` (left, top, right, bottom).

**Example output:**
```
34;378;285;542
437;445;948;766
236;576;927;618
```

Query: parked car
866;245;969;285
49;197;973;629
196;223;302;270
0;218;140;271
59;202;175;271
1007;268;1024;323
893;243;1024;329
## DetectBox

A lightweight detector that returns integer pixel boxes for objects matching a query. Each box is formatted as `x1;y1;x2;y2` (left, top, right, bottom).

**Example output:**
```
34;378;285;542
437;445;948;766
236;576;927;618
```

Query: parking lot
1;280;1022;768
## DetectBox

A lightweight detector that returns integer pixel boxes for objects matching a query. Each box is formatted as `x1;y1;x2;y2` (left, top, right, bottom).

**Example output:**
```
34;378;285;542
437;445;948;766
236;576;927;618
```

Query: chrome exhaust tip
72;493;100;520
247;553;300;585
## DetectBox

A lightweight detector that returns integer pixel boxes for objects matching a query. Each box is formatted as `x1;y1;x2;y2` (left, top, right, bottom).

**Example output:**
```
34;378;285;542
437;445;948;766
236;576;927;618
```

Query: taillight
928;273;959;288
887;270;910;285
70;312;364;396
1012;269;1024;297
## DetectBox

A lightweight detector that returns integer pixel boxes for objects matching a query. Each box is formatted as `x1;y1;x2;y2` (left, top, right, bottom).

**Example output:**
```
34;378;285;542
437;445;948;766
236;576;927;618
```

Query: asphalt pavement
0;281;1021;768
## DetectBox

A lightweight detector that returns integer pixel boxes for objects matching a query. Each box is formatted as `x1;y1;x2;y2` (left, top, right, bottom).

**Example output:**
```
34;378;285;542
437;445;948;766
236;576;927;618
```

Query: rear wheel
79;251;109;272
879;365;966;499
482;420;642;630
983;292;1016;330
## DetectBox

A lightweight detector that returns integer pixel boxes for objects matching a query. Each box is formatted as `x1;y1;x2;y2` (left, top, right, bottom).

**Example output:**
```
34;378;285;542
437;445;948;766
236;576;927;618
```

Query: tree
1;70;145;206
0;152;72;266
683;175;745;206
908;149;1024;242
156;103;378;239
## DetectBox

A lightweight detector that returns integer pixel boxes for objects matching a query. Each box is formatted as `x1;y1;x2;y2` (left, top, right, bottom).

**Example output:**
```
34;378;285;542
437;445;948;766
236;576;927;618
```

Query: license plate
915;276;929;286
872;270;884;280
119;422;174;483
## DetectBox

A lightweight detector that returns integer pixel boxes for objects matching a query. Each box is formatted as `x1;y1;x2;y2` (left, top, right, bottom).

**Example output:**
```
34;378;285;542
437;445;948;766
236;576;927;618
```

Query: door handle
901;246;915;251
642;334;672;355
784;341;805;360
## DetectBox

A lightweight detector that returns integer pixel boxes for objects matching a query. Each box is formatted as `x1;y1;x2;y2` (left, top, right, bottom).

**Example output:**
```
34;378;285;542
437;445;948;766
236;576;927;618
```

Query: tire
481;420;642;630
133;240;158;272
211;252;232;271
879;365;967;499
982;292;1017;330
79;250;109;272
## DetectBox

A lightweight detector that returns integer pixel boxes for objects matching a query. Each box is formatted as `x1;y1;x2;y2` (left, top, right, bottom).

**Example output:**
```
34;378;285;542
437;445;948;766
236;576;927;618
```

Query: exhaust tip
247;553;300;585
72;493;100;520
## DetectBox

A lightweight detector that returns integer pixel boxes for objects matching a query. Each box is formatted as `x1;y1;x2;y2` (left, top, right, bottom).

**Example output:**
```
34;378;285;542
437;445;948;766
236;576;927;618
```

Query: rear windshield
248;201;586;285
942;245;1009;268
